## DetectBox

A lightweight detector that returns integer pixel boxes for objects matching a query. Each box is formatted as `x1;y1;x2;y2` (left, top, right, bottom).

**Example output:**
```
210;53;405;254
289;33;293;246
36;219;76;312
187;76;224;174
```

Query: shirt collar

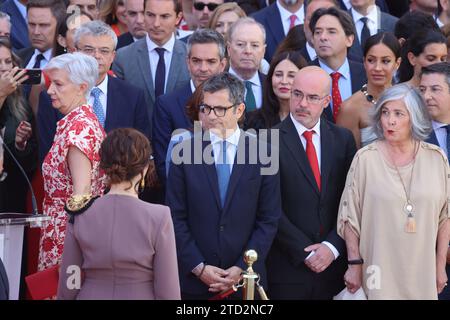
318;58;350;80
209;126;241;147
95;75;109;95
306;42;317;61
146;33;175;53
34;48;53;62
290;113;321;138
276;0;304;24
190;79;196;92
229;66;261;87
432;120;448;130
351;5;378;24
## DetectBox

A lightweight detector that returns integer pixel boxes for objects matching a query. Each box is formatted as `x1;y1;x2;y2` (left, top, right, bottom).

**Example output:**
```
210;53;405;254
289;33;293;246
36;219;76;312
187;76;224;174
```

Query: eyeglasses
199;103;236;117
193;2;219;11
291;90;328;104
78;46;114;56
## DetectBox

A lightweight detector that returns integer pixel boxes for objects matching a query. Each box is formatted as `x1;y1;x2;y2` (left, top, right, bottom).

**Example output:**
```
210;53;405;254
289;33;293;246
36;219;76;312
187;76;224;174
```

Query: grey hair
0;12;11;28
45;52;99;100
187;29;226;60
370;83;432;141
74;20;118;49
202;72;245;106
227;17;266;44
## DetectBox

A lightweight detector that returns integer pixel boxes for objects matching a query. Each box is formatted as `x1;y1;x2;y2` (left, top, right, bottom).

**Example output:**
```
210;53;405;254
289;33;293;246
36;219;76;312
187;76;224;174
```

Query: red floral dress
38;105;106;271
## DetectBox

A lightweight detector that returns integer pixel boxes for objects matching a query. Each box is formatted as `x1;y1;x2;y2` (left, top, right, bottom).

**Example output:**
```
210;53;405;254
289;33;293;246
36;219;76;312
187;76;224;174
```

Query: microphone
0;135;38;215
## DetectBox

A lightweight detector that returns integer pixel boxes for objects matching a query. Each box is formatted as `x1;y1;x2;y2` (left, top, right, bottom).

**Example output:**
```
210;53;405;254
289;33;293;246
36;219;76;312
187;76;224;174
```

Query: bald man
267;66;357;299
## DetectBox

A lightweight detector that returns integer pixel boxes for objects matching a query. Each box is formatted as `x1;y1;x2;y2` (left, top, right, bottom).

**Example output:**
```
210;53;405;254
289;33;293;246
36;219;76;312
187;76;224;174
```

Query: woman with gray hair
337;83;450;299
38;52;106;271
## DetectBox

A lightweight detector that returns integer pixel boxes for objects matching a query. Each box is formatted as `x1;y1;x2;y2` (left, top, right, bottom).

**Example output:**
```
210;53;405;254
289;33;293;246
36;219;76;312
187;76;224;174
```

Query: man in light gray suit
112;0;190;129
349;0;397;56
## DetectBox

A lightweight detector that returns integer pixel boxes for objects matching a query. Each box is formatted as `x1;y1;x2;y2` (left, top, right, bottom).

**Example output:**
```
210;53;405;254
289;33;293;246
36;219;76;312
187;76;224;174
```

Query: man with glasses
420;62;450;300
192;0;223;28
37;21;150;163
166;72;282;299
267;66;356;299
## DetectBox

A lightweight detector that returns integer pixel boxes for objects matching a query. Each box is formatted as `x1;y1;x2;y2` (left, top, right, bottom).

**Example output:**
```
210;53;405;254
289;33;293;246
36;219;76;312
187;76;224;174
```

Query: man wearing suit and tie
252;0;305;62
227;17;266;113
419;62;450;300
349;0;397;56
309;7;366;123
17;0;65;69
267;66;356;299
166;72;282;299
113;0;190;128
0;0;30;51
37;21;151;163
152;29;227;185
116;0;147;50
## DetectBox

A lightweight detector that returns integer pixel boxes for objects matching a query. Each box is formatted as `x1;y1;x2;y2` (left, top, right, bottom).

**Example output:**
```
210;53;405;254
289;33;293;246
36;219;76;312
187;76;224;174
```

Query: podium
0;213;50;300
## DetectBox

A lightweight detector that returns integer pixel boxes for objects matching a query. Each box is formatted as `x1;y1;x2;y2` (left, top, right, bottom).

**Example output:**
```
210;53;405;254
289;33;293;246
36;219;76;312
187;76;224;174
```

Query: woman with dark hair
55;10;93;55
337;32;401;148
398;29;447;86
274;25;307;57
245;51;307;130
0;37;37;212
58;128;180;300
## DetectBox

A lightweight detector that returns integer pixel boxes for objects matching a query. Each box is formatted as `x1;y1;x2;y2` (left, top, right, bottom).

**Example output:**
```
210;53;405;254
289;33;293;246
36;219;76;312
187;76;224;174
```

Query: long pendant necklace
387;141;419;233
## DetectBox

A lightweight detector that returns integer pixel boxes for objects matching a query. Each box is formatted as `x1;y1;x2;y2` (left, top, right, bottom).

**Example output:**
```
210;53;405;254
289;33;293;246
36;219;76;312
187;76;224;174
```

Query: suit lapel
167;40;184;93
266;4;285;44
426;130;439;147
319;120;333;202
136;40;155;103
201;137;222;210
104;76;118;131
282;117;320;194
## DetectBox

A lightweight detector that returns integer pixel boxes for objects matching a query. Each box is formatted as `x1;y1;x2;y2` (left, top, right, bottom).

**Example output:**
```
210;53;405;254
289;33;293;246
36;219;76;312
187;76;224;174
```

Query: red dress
38;105;106;271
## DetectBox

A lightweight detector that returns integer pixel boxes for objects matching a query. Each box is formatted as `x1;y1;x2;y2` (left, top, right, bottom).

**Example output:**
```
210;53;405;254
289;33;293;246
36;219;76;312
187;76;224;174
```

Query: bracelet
347;258;364;265
198;263;207;278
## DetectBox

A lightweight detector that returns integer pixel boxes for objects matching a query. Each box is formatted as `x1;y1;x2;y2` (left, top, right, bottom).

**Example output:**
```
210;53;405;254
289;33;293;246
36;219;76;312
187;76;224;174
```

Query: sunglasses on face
193;2;219;11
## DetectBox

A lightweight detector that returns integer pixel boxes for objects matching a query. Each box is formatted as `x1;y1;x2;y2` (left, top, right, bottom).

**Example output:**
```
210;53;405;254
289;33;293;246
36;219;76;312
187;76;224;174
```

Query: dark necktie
245;81;256;111
445;125;450;160
33;53;45;69
216;141;230;207
303;130;321;191
154;47;166;97
330;72;342;122
360;17;370;49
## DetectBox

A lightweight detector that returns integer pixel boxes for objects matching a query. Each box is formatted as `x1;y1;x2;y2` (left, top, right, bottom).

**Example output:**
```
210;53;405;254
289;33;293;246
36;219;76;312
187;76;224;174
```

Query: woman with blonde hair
207;2;246;41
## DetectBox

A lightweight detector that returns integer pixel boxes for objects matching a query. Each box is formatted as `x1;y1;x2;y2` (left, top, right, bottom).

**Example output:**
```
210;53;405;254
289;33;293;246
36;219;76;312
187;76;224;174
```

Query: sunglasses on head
193;2;219;11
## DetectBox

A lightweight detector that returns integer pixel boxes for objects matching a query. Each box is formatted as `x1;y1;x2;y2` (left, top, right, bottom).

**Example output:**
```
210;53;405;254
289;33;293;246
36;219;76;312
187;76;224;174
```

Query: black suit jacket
16;47;35;67
116;32;134;50
266;116;356;299
37;76;151;162
310;58;367;122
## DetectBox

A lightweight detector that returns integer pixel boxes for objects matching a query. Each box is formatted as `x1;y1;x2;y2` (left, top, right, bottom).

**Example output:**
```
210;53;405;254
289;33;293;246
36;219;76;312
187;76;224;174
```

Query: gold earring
140;176;145;190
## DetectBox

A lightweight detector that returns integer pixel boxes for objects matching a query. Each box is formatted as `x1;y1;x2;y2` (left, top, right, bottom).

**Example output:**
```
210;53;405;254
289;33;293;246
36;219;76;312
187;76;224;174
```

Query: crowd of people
0;0;449;300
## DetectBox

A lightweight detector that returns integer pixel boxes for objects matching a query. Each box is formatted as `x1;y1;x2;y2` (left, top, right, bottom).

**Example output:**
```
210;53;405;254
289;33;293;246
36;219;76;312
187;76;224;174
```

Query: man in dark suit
116;0;147;50
17;0;65;68
166;72;281;299
38;20;150;163
113;0;190;130
309;7;366;122
0;0;29;51
252;0;305;62
419;62;450;300
267;66;356;299
349;0;398;56
152;28;227;184
227;17;266;112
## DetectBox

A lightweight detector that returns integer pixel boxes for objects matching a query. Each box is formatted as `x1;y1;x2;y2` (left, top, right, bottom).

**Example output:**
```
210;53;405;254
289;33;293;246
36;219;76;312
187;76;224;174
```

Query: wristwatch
347;258;364;265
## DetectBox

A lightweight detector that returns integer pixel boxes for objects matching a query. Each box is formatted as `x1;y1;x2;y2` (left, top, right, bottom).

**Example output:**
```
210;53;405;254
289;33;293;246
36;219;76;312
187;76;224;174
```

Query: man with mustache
267;66;356;299
192;0;223;29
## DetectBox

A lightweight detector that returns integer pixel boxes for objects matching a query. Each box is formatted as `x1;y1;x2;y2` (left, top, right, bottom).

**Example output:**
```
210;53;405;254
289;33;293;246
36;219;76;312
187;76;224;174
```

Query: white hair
45;52;99;100
74;20;118;49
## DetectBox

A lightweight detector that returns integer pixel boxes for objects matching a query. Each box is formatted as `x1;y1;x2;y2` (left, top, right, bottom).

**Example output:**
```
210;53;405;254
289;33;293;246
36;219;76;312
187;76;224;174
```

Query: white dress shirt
88;75;108;116
351;6;379;44
289;114;340;259
276;0;305;35
25;48;52;70
209;127;241;173
318;58;353;112
229;67;263;109
146;33;175;94
432;120;449;155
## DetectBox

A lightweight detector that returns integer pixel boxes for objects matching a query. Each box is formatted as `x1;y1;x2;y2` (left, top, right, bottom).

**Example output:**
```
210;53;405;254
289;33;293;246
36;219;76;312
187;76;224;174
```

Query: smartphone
20;69;42;85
